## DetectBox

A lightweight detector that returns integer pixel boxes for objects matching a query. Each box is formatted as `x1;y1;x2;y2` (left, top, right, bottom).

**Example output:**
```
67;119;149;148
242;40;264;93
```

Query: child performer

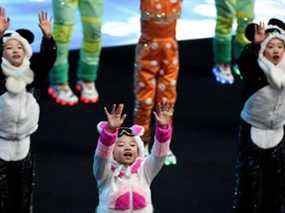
133;0;181;165
233;20;285;212
48;0;104;106
212;0;255;84
93;102;172;212
0;8;56;213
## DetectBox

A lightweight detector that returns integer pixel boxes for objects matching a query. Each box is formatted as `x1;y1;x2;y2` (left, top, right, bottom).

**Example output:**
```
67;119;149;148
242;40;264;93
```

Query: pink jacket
93;121;172;213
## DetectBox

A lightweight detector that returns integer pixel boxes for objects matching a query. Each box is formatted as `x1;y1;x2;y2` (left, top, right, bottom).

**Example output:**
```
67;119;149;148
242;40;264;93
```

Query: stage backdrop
2;0;285;51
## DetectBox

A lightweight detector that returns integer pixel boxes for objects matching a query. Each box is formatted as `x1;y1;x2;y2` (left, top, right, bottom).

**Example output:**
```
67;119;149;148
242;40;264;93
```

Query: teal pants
213;0;255;64
50;0;103;84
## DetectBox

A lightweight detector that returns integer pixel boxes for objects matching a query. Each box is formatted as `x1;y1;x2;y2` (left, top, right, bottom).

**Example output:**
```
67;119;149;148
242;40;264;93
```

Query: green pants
50;0;103;84
213;0;255;64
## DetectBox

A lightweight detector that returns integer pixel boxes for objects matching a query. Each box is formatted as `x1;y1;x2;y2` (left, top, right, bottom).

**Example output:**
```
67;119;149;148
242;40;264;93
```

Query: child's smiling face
3;39;25;67
263;38;285;65
113;135;139;166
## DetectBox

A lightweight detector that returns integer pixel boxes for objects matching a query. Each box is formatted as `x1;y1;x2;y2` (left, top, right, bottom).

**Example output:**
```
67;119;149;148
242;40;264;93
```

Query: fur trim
2;31;32;59
258;55;285;89
266;24;285;34
259;33;285;56
97;121;108;134
130;124;144;136
133;136;145;158
130;125;145;157
1;31;34;94
258;33;285;89
6;77;26;94
97;121;146;158
1;58;34;94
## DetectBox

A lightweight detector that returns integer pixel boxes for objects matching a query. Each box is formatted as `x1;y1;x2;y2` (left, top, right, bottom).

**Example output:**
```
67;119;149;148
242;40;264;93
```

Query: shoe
232;64;243;80
76;81;99;104
48;84;78;106
164;150;177;166
212;64;234;84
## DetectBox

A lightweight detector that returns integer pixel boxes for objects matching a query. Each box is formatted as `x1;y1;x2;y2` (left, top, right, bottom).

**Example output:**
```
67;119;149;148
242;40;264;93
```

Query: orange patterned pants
134;37;179;144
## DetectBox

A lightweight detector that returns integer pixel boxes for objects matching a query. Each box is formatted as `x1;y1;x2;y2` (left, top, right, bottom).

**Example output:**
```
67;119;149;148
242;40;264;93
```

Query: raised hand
104;104;126;132
254;22;266;44
154;100;173;127
0;7;10;37
38;11;51;38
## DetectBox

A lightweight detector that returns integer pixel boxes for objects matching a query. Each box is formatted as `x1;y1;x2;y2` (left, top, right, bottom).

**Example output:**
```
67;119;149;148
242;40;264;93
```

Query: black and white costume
0;30;56;213
233;22;285;213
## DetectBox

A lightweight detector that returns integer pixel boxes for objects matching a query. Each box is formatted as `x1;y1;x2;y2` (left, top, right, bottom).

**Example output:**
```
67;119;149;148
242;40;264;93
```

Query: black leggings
0;152;34;213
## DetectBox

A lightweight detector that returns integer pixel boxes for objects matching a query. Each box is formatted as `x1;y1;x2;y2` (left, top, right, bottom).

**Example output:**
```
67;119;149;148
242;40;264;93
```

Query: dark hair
245;23;257;42
118;127;134;137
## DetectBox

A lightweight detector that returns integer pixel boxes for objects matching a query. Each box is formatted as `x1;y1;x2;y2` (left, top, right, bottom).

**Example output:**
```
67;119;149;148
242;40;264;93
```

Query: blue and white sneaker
212;65;234;85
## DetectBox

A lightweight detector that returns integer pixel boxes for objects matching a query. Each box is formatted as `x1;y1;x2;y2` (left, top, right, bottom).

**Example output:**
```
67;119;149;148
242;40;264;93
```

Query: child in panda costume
0;9;56;213
93;102;172;213
233;19;285;212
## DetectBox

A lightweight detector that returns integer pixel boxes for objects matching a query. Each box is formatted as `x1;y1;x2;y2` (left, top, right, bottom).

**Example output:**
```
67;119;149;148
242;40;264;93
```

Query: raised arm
239;22;268;85
0;7;9;38
30;12;57;89
143;101;173;184
0;7;10;94
0;7;10;62
93;104;126;182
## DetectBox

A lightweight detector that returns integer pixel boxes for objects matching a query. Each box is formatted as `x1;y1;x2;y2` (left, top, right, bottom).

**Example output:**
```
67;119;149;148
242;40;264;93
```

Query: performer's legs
49;0;79;105
156;39;179;165
133;41;160;151
0;159;9;213
0;153;33;213
11;153;34;213
233;122;261;212
212;0;235;84
50;0;78;84
232;121;285;212
76;0;104;103
77;0;103;82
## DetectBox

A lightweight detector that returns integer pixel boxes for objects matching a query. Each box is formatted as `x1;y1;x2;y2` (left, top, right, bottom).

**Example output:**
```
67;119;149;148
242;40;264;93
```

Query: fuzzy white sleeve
143;124;172;184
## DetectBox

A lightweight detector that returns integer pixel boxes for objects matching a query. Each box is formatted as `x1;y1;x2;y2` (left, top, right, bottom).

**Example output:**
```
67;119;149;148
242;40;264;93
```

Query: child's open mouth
13;55;21;59
123;152;133;158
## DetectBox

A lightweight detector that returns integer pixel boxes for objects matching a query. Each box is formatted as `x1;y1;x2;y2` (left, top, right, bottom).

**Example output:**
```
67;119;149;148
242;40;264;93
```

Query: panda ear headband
3;28;34;44
267;18;285;34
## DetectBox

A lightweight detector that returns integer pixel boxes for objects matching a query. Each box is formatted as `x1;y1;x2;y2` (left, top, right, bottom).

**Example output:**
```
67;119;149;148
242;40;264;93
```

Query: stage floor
2;0;285;50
